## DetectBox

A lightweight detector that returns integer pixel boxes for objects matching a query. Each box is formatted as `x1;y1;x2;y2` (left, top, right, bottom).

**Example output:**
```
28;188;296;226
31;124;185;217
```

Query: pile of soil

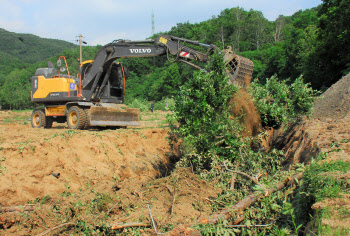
312;73;350;119
1;168;222;235
273;73;350;166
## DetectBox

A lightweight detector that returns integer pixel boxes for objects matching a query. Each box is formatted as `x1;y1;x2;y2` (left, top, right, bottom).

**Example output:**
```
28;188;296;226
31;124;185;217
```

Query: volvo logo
129;48;152;53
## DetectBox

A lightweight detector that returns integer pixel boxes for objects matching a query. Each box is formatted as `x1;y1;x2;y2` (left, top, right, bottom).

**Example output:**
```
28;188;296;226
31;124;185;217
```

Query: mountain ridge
0;28;77;64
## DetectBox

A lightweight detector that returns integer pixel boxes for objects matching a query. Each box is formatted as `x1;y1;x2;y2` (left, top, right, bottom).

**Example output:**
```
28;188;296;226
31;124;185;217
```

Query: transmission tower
152;10;155;35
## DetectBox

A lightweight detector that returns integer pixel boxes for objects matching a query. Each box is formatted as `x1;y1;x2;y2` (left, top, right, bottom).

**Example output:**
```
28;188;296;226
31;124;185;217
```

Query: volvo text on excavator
30;35;254;129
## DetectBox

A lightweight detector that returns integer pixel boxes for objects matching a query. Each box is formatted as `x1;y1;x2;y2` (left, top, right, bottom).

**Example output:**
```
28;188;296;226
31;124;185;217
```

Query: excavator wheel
67;106;86;130
31;109;46;128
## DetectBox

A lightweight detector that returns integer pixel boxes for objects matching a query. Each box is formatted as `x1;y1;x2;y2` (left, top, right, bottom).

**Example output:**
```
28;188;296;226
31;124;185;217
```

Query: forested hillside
0;0;349;110
0;28;77;63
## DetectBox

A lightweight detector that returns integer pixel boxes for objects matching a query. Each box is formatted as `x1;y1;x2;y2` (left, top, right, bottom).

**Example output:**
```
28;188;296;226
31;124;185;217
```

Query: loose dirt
312;73;350;119
0;111;173;206
275;74;350;166
228;88;262;136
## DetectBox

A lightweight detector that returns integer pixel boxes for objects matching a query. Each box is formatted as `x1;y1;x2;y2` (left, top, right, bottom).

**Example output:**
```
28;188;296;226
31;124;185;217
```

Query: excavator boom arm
81;35;253;101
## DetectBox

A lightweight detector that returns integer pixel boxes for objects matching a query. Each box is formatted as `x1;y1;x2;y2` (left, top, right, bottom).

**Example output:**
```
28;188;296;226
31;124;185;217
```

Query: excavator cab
80;60;125;103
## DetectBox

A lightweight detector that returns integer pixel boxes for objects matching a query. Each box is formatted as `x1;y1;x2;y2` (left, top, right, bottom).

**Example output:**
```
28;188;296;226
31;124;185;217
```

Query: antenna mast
152;11;155;35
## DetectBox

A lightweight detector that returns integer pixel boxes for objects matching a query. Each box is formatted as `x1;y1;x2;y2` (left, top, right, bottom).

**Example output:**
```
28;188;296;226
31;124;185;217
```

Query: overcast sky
0;0;322;45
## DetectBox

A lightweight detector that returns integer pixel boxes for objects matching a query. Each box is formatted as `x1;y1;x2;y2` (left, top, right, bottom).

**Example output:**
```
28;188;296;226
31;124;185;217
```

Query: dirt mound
272;73;350;166
228;88;262;136
0;111;172;206
312;73;350;119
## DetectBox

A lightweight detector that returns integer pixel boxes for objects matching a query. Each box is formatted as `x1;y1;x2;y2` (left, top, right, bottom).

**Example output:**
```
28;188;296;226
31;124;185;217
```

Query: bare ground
0;111;223;235
0;111;173;206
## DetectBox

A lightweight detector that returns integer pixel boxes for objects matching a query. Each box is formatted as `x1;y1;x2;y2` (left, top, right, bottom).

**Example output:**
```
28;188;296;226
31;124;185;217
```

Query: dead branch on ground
0;205;36;213
38;222;75;236
223;162;265;189
111;222;151;230
199;172;303;224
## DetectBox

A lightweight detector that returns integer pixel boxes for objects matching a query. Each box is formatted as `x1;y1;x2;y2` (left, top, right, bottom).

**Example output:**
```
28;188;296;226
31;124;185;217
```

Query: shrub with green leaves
168;53;240;168
154;97;175;111
250;75;319;128
124;96;150;112
168;53;284;177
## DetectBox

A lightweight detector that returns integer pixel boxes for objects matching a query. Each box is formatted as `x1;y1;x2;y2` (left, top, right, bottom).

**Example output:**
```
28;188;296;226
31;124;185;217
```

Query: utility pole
76;34;86;65
78;34;83;65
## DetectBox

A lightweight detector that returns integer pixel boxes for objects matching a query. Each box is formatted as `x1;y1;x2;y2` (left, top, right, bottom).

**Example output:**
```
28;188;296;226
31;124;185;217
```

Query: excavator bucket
223;47;254;89
89;106;140;127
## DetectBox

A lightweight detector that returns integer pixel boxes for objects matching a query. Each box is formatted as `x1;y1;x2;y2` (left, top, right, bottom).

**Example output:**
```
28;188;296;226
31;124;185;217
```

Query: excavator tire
83;108;91;130
31;109;46;128
67;106;86;130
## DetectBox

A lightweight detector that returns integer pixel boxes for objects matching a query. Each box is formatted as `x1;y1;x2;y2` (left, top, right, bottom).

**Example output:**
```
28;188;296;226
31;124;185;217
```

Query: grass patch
4;116;28;123
292;159;350;234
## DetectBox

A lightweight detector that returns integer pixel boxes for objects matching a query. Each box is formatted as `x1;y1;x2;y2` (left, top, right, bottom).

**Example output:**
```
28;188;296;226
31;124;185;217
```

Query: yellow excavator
30;35;254;129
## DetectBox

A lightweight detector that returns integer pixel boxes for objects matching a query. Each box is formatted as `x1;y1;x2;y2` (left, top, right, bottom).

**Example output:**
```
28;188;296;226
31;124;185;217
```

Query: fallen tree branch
148;204;165;235
222;162;264;189
227;216;280;228
215;139;225;146
111;222;151;230
0;205;35;213
38;222;75;236
199;172;303;224
163;172;303;235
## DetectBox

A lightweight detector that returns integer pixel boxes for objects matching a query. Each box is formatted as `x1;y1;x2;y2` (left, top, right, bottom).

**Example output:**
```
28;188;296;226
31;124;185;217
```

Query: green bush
154;97;175;111
124;97;150;112
250;75;319;128
168;53;284;176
